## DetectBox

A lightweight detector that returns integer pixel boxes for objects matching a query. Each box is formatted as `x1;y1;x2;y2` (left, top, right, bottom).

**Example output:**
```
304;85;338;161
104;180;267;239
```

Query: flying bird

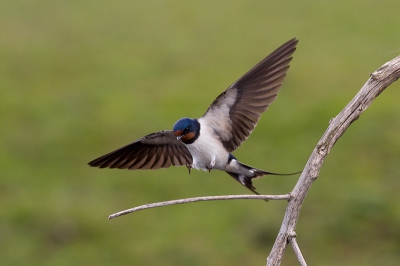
89;38;300;195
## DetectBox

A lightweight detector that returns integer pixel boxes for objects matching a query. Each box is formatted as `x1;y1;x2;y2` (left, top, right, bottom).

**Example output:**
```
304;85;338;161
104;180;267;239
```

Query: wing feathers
88;130;193;170
202;38;298;152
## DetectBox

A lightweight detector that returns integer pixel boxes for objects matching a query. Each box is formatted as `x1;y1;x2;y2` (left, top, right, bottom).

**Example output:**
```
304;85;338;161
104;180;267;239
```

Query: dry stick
266;55;400;266
288;232;307;266
109;194;291;219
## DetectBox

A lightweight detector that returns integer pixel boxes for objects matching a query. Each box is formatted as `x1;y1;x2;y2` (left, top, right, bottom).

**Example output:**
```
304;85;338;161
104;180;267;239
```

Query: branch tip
109;194;290;219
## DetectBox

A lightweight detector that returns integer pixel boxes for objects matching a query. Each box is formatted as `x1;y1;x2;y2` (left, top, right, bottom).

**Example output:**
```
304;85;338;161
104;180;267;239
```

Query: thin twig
288;231;307;266
109;194;291;219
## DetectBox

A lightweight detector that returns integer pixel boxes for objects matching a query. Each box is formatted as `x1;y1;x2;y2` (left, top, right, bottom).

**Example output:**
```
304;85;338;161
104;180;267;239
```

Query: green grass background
2;1;400;265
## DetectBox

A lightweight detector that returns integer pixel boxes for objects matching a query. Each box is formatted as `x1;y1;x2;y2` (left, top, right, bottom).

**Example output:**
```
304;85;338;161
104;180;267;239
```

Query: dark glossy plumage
173;118;200;144
88;130;192;170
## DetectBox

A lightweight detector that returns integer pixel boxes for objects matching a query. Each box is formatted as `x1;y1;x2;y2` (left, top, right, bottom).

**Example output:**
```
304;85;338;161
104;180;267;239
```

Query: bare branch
109;194;290;219
288;231;307;266
266;56;400;266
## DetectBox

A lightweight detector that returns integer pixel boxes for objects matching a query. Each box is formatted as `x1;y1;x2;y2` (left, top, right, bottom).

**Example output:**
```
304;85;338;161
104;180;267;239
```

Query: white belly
185;120;229;171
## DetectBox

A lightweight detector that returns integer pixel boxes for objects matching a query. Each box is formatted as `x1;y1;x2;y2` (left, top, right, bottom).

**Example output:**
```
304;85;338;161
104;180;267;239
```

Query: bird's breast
185;119;229;171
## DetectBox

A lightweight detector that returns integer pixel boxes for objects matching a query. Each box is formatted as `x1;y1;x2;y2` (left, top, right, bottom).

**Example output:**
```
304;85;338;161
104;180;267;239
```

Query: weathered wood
288;231;307;266
266;56;400;266
109;194;291;219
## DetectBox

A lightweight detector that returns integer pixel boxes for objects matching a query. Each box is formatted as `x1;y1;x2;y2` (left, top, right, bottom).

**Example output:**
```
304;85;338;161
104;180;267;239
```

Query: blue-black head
173;118;200;144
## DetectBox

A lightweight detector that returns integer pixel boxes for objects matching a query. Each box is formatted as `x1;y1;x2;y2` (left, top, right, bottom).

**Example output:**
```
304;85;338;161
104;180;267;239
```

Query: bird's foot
186;164;192;174
207;157;216;172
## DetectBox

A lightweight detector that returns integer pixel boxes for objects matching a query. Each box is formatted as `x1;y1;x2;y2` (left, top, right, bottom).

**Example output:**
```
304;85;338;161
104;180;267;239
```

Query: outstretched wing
88;130;193;170
201;38;298;152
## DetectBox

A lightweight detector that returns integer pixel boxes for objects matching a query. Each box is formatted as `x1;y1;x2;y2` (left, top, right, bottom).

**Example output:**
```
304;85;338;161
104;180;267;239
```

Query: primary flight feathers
89;130;192;170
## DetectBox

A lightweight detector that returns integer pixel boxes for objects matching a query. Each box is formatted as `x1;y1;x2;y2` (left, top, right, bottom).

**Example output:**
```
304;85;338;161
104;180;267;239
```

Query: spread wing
201;38;298;152
88;130;193;170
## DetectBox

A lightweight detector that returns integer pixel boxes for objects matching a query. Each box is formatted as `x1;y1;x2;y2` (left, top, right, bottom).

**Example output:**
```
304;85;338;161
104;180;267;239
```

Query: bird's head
173;118;200;144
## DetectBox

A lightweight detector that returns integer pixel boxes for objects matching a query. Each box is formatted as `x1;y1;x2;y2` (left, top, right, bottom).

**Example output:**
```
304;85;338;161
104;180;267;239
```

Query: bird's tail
226;161;302;199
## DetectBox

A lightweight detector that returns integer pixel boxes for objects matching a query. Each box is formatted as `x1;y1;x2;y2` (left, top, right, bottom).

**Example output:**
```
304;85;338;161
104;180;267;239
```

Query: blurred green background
2;0;400;265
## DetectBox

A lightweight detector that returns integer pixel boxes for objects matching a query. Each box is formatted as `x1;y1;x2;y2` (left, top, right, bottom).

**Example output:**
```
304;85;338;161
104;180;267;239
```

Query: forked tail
226;160;302;200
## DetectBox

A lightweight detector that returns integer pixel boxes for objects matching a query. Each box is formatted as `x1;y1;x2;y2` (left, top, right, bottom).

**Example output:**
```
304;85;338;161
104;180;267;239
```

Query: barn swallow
89;38;300;195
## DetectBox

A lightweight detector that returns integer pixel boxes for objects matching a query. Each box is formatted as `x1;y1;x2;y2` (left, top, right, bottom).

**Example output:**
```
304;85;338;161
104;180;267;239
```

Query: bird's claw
205;157;215;173
186;164;192;174
206;165;212;173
